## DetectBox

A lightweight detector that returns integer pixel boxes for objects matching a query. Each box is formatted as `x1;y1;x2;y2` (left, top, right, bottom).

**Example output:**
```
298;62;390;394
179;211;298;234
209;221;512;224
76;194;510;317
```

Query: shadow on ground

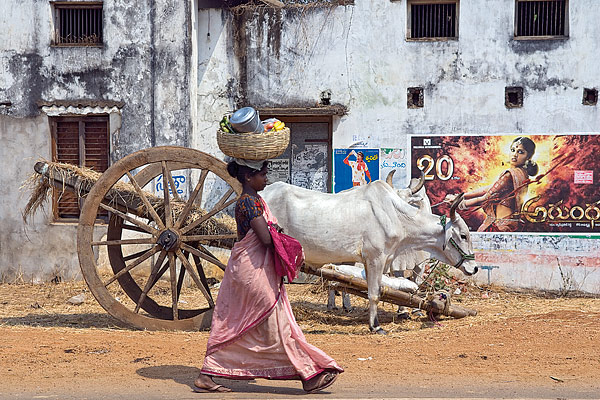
0;313;130;329
136;365;311;395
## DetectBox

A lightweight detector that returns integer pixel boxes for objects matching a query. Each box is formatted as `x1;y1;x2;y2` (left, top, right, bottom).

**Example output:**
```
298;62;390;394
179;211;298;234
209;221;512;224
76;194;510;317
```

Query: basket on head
217;127;290;160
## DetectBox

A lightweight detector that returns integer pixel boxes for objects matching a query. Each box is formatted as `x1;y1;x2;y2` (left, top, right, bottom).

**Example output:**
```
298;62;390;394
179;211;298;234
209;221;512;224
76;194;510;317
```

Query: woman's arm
461;173;512;208
250;216;273;248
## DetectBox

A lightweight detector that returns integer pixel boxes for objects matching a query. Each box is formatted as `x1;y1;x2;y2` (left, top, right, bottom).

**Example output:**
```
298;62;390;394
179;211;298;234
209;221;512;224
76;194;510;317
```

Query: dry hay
1;276;599;335
21;160;236;247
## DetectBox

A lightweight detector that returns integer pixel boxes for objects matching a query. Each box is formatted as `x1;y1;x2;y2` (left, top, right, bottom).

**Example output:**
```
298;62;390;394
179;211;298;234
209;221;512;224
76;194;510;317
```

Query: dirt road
1;281;599;399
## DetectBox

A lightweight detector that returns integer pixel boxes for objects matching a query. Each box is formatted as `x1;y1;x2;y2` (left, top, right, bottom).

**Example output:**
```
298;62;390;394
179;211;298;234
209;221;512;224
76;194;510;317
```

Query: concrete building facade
1;0;599;294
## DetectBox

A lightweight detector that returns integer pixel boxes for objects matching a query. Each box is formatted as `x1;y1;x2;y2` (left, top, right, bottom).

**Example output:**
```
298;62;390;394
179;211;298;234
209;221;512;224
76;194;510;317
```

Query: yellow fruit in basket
274;121;285;131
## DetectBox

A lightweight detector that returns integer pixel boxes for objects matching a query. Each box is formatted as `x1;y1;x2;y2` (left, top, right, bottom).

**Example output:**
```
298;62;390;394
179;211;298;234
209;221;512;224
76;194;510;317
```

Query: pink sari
201;199;343;380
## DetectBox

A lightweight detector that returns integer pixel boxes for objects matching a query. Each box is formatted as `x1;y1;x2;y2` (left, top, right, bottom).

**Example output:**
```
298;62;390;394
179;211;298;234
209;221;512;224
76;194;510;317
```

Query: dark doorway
260;115;333;192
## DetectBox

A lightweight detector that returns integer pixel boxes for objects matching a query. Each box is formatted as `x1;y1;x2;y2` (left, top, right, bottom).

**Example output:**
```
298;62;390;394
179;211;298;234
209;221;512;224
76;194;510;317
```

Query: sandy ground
0;279;599;399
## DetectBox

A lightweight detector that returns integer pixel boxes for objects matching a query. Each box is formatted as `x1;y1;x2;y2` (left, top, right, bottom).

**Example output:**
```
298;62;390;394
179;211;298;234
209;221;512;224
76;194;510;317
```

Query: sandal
193;383;232;393
303;371;339;394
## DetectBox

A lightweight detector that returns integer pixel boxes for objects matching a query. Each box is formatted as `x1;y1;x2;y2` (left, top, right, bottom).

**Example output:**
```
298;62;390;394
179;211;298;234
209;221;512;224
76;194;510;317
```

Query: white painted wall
0;0;192;281
196;1;600;293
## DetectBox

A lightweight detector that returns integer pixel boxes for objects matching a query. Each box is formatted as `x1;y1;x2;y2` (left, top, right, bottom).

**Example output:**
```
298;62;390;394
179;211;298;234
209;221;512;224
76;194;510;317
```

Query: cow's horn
386;170;396;187
450;193;465;220
409;171;425;194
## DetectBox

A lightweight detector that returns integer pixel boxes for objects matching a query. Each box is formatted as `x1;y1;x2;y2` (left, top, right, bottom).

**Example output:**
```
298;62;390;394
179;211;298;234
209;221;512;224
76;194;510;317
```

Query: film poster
410;134;600;234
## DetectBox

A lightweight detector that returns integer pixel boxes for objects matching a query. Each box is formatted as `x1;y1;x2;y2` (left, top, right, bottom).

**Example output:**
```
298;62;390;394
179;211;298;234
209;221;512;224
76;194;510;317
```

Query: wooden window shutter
83;119;109;172
52;116;109;220
54;120;81;219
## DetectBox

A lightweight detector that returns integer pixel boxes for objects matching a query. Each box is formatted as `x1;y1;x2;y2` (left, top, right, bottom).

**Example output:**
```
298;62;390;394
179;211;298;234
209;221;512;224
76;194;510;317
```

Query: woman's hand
444;193;458;203
272;223;284;233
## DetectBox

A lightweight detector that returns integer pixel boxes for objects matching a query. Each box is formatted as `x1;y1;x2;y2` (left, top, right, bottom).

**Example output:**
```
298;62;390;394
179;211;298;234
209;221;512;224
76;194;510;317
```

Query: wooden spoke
123;249;154;262
151;257;171;288
181;234;237;242
194;169;209;206
180;242;227;271
165;165;182;202
104;245;161;287
134;250;167;313
99;202;158;235
191;254;211;293
161;161;173;228
168;253;178;320
174;169;208;230
175;249;214;307
176;255;187;303
121;224;153;234
213;187;235;210
180;196;237;235
126;171;166;230
92;238;156;246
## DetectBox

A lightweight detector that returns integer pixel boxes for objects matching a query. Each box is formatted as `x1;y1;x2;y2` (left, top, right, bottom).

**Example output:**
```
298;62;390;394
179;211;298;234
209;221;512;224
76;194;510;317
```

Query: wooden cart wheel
77;146;242;331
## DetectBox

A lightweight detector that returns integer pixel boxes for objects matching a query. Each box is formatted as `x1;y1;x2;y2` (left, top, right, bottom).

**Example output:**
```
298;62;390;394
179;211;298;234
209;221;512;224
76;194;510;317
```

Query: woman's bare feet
193;373;232;393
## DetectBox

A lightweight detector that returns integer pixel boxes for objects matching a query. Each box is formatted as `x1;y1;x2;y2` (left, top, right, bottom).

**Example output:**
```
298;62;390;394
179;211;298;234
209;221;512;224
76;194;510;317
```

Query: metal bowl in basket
217;127;290;160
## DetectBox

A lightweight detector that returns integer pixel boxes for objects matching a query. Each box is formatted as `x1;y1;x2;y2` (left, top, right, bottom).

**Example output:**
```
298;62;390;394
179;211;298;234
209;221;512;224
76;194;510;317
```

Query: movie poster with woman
409;134;600;234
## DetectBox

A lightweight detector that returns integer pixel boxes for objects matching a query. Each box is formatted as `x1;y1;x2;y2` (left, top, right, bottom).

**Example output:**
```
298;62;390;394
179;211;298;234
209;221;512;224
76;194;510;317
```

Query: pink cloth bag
268;223;304;283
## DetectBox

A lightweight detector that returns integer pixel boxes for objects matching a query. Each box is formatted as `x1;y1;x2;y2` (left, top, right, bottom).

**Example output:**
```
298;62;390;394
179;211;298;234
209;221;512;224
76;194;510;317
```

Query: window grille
515;0;567;37
408;2;458;40
51;116;109;220
53;3;103;46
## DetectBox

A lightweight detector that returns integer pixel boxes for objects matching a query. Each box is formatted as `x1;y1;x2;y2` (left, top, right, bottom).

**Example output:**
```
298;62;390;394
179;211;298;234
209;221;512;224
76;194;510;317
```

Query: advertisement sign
410;134;600;234
333;149;379;193
380;148;408;188
267;159;290;184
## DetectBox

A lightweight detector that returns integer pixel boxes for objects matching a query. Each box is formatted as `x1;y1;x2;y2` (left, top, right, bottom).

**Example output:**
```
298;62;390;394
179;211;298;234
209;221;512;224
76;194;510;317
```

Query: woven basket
217;127;290;160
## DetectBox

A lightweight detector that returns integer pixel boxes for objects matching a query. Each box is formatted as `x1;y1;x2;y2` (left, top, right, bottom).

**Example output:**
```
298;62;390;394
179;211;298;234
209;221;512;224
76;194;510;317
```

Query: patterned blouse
235;193;264;239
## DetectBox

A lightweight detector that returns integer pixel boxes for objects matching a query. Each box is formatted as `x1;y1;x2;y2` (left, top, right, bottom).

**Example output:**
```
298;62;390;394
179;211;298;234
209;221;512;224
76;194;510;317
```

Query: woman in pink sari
194;160;343;393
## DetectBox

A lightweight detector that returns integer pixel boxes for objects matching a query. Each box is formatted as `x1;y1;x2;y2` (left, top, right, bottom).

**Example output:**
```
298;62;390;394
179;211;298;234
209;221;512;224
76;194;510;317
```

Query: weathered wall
197;1;600;293
0;0;192;281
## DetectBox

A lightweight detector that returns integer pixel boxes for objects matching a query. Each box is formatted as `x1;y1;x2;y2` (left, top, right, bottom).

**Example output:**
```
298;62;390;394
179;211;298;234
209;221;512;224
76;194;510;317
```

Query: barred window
51;116;109;220
52;2;103;46
408;1;458;40
515;0;568;38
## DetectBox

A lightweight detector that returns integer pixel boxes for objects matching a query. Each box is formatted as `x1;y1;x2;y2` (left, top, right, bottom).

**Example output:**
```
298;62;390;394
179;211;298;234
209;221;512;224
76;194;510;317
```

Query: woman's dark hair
227;161;268;184
512;136;538;176
356;151;364;159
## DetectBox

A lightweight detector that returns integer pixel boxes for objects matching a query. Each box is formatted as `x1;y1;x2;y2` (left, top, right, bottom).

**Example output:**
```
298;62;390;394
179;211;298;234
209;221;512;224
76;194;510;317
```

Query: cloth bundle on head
224;156;267;171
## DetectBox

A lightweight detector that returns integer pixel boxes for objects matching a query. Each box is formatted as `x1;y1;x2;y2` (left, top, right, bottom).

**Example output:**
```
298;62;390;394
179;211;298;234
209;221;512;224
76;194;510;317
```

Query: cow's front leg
326;289;337;310
365;260;386;335
341;291;353;312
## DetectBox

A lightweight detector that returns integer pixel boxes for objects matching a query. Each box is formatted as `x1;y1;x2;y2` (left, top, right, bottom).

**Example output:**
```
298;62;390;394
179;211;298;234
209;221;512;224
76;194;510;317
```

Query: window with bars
51;116;110;220
515;0;567;38
408;1;458;40
52;2;103;46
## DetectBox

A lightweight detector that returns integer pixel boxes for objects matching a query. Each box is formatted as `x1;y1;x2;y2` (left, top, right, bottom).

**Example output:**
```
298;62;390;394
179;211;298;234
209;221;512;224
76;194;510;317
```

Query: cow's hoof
371;327;387;335
343;306;354;313
397;312;411;320
327;305;338;311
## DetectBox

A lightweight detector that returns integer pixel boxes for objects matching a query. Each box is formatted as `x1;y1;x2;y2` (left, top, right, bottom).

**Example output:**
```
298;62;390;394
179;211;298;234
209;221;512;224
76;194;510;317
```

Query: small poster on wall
380;148;408;188
267;159;290;184
333;148;380;193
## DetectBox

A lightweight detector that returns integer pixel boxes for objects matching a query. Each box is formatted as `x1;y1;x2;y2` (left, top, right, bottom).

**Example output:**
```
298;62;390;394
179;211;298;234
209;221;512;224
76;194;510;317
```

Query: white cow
326;172;431;313
262;175;478;334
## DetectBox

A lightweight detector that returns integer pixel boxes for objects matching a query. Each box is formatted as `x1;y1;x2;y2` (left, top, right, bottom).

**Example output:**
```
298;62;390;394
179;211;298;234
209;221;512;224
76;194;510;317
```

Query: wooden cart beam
301;264;477;319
